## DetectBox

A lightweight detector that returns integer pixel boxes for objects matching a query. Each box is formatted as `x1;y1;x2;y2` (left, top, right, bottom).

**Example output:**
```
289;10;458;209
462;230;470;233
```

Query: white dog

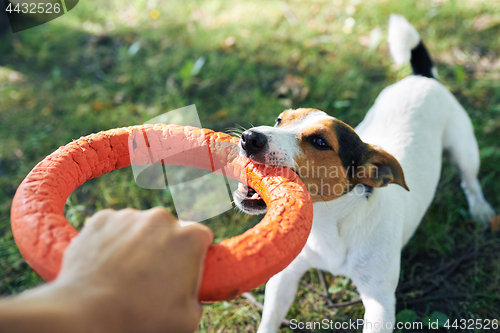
232;15;496;333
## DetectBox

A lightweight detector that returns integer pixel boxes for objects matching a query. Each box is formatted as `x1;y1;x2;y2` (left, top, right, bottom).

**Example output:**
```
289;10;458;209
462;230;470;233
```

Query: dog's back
355;15;494;243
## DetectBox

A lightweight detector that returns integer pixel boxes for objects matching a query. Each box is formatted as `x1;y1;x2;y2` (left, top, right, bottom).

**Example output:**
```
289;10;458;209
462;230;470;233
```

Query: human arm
0;207;213;333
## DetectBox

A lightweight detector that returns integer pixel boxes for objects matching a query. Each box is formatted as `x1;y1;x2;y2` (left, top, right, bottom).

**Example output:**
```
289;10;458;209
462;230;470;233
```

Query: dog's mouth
234;144;300;214
233;182;267;214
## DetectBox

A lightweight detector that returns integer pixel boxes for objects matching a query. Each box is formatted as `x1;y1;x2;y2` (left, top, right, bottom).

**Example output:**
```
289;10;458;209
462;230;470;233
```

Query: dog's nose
241;130;268;154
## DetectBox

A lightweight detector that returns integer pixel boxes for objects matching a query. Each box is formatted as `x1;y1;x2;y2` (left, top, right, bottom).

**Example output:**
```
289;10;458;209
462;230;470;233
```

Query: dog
232;15;496;333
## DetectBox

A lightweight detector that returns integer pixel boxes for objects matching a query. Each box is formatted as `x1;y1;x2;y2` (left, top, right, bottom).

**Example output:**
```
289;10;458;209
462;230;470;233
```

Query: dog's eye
309;136;332;151
275;117;282;127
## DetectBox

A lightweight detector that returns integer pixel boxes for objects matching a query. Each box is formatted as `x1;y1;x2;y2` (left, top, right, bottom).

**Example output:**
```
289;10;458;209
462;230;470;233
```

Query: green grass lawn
1;0;499;332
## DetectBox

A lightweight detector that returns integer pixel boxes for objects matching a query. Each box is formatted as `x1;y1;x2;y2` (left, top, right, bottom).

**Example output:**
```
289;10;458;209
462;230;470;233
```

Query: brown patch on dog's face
293;118;356;202
278;109;409;202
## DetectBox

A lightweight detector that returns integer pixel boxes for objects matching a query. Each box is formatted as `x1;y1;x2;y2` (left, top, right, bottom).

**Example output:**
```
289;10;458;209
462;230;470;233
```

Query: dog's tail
388;15;437;79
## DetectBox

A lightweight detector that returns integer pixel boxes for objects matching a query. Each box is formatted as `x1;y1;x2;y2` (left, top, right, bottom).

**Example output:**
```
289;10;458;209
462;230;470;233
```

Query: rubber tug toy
10;124;313;302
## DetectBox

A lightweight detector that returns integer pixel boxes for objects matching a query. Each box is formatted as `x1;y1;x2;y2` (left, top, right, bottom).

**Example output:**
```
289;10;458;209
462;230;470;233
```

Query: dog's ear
334;120;409;191
355;145;409;191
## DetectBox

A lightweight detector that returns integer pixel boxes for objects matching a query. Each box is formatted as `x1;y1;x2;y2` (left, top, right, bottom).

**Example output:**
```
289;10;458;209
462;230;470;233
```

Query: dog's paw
470;199;496;225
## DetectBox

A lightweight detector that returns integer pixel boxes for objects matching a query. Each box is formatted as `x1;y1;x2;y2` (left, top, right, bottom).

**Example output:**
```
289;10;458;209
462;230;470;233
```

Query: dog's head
234;108;409;214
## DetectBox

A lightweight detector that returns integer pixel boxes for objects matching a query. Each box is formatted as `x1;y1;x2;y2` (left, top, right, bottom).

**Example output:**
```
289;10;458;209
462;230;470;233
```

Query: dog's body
233;16;495;333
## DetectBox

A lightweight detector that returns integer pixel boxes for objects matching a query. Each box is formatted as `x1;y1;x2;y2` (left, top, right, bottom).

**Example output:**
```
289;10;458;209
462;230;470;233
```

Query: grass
1;0;499;331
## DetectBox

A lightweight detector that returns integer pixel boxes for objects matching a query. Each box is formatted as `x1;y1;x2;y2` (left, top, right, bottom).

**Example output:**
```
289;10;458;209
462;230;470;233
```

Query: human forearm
0;281;119;333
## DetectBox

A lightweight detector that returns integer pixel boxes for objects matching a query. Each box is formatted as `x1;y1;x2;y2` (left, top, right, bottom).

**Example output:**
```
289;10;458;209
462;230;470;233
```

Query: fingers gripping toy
10;124;313;301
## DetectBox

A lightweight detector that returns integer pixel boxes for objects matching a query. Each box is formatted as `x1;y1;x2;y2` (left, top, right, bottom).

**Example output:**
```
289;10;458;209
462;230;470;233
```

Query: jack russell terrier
232;15;496;333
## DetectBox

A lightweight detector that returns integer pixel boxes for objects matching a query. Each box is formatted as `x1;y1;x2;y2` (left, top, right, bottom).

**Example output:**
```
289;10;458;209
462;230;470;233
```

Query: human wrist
0;278;122;333
48;277;127;333
0;281;85;333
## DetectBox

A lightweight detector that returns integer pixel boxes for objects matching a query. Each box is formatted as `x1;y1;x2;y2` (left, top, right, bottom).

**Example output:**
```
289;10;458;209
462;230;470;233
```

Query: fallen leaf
26;98;37;109
279;98;292;108
473;15;500;31
114;92;125;104
92;100;103;110
150;9;160;20
115;75;130;83
273;74;309;104
0;66;26;83
222;36;236;49
209;108;228;121
490;215;500;233
41;105;53;116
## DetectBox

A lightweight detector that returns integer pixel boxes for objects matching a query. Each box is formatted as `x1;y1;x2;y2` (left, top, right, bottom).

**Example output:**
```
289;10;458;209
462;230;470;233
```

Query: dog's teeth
251;193;259;200
238;182;246;192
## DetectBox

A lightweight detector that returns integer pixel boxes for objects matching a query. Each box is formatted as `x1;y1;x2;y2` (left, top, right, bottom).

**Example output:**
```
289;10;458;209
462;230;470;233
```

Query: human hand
55;208;213;333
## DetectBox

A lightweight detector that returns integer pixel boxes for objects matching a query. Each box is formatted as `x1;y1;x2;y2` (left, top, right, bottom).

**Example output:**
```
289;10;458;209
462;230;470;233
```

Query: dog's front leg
358;292;396;333
257;256;312;333
350;253;401;333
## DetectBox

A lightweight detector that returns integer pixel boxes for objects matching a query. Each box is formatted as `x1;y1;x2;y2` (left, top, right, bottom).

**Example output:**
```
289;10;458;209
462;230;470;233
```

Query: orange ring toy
10;124;313;302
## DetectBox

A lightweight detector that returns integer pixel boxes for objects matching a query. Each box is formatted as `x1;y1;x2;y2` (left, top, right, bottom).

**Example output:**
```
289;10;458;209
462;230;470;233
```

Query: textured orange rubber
10;124;313;302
